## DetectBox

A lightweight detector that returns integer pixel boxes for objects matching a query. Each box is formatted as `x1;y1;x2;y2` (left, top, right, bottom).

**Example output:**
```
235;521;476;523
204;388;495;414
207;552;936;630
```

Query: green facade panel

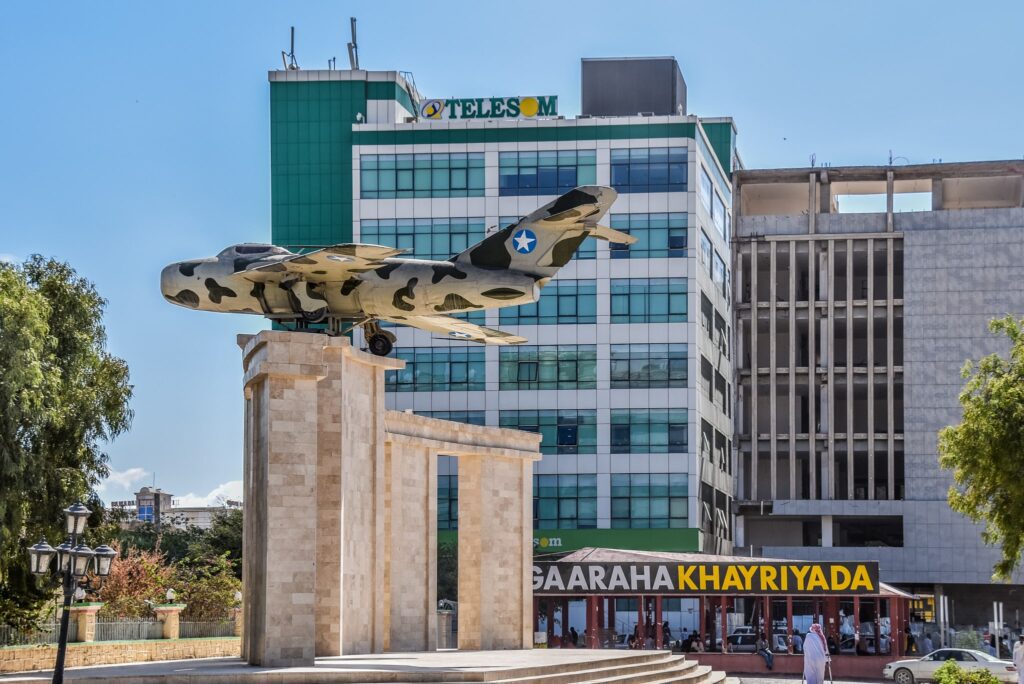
351;122;696;147
437;528;701;555
700;121;736;176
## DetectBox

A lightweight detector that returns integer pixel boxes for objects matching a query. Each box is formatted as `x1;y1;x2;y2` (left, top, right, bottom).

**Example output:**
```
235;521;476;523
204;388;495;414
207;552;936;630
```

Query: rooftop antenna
328;56;336;70
347;17;360;70
281;26;299;70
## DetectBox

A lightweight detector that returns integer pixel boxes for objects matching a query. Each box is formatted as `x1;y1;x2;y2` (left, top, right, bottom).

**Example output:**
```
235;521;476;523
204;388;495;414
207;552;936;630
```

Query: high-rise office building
268;58;738;557
732;161;1024;624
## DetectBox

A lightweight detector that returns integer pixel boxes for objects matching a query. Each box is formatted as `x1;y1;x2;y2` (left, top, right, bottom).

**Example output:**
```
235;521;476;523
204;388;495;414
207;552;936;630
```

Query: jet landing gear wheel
368;332;394;356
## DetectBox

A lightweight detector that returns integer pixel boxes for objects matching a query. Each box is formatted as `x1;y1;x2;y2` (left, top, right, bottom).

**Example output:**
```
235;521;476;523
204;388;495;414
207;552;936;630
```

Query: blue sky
2;1;1022;505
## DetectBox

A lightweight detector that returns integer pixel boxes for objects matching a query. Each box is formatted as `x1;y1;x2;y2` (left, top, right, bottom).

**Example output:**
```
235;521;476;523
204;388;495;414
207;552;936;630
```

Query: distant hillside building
109;486;241;530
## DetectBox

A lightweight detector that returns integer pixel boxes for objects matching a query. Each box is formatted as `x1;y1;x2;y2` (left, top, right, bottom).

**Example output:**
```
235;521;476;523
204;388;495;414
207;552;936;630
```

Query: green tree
191;509;243;578
174;554;241;621
938;316;1024;580
437;541;457;601
0;257;133;627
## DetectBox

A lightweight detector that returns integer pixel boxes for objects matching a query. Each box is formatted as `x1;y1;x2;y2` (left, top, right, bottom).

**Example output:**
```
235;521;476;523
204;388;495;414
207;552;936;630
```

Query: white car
883;648;1018;684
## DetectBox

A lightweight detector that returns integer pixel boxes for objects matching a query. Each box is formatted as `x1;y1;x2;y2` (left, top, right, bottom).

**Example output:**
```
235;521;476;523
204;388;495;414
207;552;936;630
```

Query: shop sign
533;561;879;596
419;96;557;120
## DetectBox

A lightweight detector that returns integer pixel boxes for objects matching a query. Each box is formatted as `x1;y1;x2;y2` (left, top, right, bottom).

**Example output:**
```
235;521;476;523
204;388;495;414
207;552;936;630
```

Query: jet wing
243;244;407;281
378;314;528;345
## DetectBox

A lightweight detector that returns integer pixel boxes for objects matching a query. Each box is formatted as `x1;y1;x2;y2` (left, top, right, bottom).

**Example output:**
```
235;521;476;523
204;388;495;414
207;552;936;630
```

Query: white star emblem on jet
513;230;536;253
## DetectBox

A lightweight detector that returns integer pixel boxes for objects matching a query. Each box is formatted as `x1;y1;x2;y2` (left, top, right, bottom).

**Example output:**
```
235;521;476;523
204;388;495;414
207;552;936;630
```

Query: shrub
934;660;1001;684
96;547;173;618
174;554;241;621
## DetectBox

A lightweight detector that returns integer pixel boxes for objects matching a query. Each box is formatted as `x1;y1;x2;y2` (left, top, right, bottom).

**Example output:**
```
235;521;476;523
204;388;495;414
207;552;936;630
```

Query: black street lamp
26;503;116;684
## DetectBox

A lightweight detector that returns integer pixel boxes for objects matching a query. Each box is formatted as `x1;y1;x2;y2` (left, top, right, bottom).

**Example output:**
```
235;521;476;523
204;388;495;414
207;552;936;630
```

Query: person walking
1012;634;1024;684
756;632;774;670
569;626;579;647
922;632;934;653
804;623;830;684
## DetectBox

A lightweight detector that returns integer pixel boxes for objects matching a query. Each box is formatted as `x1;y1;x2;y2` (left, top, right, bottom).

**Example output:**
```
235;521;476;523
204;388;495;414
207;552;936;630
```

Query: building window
608;213;688;259
610;147;687;193
499;410;597;455
610;344;688;388
360;153;485;199
500;280;597;325
712;192;727;240
610;409;688;454
610;278;687;323
500;216;594;259
499;345;597;390
699;166;713;215
499;150;597;196
611;473;689;529
417;411;486;425
137;505;153;523
699;230;712;276
712;251;727;297
438;473;458;530
360;218;483;261
387;348;485;392
534;474;597;529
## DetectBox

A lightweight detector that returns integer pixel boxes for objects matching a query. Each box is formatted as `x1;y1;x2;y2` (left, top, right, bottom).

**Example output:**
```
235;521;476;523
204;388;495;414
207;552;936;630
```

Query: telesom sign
419;96;557;120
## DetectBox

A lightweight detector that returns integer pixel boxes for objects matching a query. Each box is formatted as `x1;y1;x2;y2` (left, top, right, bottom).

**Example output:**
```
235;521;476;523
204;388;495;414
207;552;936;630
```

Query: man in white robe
804;623;830;684
1012;634;1024;684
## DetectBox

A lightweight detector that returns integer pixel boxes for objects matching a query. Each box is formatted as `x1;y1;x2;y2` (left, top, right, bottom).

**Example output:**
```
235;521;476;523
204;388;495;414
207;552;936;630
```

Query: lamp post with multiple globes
26;503;117;684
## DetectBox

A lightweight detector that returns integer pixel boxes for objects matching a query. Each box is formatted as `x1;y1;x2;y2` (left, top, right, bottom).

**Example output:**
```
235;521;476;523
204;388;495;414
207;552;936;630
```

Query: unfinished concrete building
732;160;1024;624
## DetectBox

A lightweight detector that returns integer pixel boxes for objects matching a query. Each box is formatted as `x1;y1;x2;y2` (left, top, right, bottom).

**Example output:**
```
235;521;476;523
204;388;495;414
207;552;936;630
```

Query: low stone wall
693;652;891;679
0;637;240;674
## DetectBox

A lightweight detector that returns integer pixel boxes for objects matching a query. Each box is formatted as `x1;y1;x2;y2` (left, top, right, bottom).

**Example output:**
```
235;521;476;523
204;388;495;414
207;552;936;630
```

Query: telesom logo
534;536;562;549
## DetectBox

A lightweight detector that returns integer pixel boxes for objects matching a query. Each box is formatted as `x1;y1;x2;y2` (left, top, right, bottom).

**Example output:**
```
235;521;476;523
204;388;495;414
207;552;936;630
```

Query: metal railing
0;619;78;647
179;621;236;639
94;617;162;642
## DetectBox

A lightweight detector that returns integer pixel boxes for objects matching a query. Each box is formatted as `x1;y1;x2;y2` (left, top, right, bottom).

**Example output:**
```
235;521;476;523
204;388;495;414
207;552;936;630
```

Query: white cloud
174;480;243;508
0;254;19;264
98;467;149;494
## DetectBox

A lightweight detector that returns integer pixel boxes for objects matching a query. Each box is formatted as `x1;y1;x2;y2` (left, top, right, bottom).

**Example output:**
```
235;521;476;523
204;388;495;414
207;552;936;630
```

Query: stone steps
461;653;729;684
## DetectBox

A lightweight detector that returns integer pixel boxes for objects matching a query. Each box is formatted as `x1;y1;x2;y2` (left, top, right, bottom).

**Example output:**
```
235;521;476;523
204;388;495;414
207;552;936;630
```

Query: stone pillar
69;603;102;643
233;605;243;637
154;604;186;640
457;454;532;650
239;331;327;667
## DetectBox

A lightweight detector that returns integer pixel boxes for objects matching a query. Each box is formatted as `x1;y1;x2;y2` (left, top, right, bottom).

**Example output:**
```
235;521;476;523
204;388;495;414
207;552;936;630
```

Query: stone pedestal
154;604;186;640
69;603;102;643
238;331;540;666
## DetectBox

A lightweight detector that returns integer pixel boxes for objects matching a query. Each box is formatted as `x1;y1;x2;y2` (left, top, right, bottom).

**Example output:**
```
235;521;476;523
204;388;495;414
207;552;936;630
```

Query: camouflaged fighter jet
161;185;631;356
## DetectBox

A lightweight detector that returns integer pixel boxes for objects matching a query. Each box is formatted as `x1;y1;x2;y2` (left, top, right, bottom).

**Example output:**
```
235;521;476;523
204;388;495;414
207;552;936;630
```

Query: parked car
727;632;789;653
883;648;1018;684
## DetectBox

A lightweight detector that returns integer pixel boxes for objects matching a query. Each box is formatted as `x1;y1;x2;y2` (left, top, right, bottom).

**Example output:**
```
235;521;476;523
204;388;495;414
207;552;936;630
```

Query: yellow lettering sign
677;565;698;591
738;565;759;590
760;565;779;591
699;565;721;591
721;566;743;591
830;566;851;591
851;564;874;591
790;564;811;591
806;565;828;591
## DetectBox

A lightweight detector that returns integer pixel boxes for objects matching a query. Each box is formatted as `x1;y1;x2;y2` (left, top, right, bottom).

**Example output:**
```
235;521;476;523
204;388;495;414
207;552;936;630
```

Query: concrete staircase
444;652;731;684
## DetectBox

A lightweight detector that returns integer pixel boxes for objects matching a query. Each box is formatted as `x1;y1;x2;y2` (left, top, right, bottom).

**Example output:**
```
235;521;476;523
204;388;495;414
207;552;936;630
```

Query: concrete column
239;331;326;667
457;453;532;650
154;604;186;640
932;178;944;211
69;603;102;643
821;515;834;547
886;171;895;232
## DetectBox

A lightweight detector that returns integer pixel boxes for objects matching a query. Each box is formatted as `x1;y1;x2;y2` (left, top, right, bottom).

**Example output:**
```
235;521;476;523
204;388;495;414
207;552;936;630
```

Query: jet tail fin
451;186;617;278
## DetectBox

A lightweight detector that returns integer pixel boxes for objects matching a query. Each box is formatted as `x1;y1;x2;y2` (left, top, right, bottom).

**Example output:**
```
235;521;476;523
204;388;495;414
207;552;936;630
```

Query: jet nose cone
160;264;176;297
161;263;200;308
